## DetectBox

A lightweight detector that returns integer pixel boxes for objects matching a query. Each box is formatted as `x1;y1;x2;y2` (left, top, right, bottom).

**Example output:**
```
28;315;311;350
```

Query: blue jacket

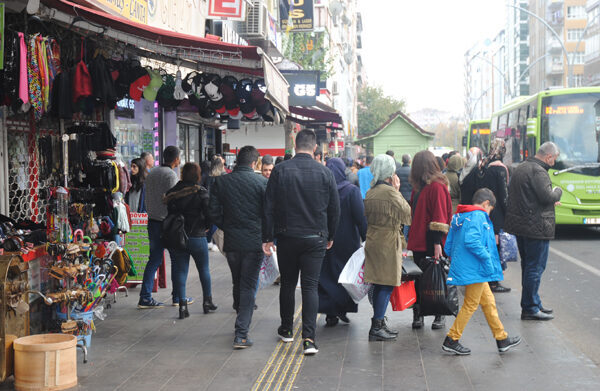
444;205;503;286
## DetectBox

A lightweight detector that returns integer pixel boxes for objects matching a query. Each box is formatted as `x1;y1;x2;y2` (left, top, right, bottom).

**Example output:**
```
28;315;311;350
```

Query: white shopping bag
259;249;279;289
338;246;371;304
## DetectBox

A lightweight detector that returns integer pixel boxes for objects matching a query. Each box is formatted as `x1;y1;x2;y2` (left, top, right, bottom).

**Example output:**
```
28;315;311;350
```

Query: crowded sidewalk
1;250;596;391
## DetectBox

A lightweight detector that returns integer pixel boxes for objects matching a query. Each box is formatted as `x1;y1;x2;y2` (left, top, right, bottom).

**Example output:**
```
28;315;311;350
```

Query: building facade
506;0;531;97
584;0;600;85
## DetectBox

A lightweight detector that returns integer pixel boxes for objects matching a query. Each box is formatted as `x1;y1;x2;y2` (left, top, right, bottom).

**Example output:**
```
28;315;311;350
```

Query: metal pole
513;53;550;94
508;4;571;87
471;53;513;98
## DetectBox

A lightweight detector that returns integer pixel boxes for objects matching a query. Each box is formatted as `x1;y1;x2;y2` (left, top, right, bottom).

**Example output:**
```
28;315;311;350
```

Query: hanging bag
161;188;199;251
338;246;372;304
499;230;518;263
418;257;459;316
73;38;93;103
258;249;279;289
389;281;417;311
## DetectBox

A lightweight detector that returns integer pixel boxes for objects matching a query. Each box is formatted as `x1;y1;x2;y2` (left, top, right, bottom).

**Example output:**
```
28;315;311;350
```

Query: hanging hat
197;98;216;119
143;68;164;101
251;79;270;115
237;78;255;115
156;73;180;110
220;75;239;112
129;66;150;101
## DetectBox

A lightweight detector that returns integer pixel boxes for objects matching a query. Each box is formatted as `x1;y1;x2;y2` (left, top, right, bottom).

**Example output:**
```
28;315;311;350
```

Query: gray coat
504;157;562;240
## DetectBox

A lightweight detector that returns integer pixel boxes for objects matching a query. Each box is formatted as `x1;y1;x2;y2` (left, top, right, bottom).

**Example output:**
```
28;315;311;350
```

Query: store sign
282;70;320;106
115;98;135;119
125;213;150;283
146;0;205;37
206;0;246;21
280;0;314;32
91;0;149;24
329;140;344;150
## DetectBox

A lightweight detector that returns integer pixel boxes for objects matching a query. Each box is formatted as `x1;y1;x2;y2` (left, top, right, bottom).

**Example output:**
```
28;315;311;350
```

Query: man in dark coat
505;142;562;321
318;158;367;326
209;146;267;349
395;154;412;239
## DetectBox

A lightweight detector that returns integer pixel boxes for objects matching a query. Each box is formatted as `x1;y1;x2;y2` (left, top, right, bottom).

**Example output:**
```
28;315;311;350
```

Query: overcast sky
358;0;506;116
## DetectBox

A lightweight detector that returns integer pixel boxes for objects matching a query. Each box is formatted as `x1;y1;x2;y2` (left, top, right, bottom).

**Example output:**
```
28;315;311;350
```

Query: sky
358;0;506;116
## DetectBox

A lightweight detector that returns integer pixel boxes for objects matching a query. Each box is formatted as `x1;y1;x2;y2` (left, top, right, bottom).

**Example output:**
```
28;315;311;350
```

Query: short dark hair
386;150;395;157
163;146;180;165
275;156;284;165
181;162;201;183
402;154;411;165
237;145;260;167
284;153;292;161
314;146;323;158
472;188;496;207
295;129;317;151
262;154;274;165
366;155;374;165
140;152;150;160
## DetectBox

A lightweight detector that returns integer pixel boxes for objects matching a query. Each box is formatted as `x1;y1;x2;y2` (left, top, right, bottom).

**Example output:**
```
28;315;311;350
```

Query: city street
2;228;599;391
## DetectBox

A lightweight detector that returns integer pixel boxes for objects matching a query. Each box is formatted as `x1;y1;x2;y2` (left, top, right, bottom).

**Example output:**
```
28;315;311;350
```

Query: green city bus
468;87;600;225
465;119;492;153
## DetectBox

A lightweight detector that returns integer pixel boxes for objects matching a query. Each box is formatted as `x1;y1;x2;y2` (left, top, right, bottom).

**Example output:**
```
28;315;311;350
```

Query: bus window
497;114;508;138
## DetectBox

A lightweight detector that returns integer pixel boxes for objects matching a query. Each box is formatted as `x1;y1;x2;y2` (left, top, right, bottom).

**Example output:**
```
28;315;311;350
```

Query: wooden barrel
13;334;77;391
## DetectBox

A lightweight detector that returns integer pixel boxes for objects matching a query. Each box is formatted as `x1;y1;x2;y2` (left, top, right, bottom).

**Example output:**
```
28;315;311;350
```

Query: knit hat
143;68;164;101
370;154;396;187
129;66;150;101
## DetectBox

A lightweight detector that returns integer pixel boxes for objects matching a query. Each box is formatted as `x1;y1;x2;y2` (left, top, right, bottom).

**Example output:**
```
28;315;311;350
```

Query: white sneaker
209;243;219;252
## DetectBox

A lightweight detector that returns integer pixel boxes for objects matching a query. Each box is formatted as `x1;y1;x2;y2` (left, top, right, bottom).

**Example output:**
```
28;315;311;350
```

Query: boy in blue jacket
442;188;521;355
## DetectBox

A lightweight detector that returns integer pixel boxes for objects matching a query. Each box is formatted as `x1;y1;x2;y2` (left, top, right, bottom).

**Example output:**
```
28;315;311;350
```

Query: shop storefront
0;0;289;383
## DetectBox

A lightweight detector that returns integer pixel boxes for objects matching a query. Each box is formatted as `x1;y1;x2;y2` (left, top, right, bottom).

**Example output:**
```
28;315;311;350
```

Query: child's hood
451;204;488;227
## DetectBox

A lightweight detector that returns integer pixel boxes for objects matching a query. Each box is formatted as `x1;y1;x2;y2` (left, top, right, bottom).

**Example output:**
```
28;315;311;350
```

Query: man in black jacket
209;146;267;349
505;142;562;321
263;129;340;356
396;154;412;240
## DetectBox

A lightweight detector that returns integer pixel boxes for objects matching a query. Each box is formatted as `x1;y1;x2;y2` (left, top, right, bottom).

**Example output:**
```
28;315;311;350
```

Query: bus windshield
469;122;491;153
541;93;600;170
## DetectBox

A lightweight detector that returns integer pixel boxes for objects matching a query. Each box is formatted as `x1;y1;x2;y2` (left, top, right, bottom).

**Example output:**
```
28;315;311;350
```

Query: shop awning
39;0;289;113
287;106;343;130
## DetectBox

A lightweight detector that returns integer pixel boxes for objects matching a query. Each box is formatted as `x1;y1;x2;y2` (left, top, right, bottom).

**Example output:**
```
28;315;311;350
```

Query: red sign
329;140;345;150
207;0;246;20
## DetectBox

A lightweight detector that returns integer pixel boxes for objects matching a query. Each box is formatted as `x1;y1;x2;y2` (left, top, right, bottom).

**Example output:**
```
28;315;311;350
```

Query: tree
282;32;335;78
428;119;466;150
358;85;406;137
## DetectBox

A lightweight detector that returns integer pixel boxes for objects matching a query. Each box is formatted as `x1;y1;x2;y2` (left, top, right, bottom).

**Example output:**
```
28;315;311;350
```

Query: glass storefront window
114;99;159;166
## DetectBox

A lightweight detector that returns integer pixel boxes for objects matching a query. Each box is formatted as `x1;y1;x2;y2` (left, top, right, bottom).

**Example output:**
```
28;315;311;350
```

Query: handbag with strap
401;257;423;281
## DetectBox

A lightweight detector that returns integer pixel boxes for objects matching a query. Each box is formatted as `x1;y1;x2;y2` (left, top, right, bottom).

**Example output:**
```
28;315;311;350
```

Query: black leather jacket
164;181;210;237
395;164;412;202
263;153;340;242
505;157;562;240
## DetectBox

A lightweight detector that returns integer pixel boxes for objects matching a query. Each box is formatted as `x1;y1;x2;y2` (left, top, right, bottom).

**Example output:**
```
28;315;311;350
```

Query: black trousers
277;236;327;340
226;251;263;338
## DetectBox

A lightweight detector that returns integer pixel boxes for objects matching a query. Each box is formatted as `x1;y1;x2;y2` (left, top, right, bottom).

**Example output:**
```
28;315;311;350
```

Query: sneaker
442;336;471;355
497;335;521;353
277;326;293;343
137;298;164;309
172;297;194;306
209;243;219;252
303;339;319;355
233;336;253;349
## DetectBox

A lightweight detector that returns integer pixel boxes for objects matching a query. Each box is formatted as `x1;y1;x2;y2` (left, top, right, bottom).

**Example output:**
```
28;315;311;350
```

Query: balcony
548;62;564;74
547;38;563;53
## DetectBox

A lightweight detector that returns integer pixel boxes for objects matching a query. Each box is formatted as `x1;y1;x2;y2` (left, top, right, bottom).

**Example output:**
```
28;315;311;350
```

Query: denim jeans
169;237;212;301
140;220;177;302
226;251;263;338
372;284;394;320
277;236;327;340
516;236;550;314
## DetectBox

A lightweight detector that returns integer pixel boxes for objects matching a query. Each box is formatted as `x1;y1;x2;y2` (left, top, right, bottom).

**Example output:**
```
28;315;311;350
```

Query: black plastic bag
418;257;459;316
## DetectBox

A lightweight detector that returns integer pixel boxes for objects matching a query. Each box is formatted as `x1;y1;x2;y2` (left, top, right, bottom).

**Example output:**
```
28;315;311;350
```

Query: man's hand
391;174;400;192
263;242;274;256
555;201;562;206
434;244;442;259
327;241;334;250
495;234;499;245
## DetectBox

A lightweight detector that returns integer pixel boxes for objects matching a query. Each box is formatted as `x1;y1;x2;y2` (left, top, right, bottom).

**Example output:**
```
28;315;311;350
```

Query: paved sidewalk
2;251;599;390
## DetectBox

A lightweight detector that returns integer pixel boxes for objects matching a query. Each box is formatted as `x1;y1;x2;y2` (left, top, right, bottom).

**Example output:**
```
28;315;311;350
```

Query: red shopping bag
389;281;416;311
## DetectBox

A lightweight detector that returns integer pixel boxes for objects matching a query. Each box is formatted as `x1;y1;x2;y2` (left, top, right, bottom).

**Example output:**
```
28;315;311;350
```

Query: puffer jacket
209;165;267;252
163;181;210;237
504;157;562;240
445;205;503;286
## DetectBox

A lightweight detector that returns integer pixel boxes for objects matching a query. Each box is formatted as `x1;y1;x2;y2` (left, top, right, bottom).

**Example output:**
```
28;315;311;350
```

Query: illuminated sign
282;70;320;106
115;98;135;118
479;128;491;135
545;105;585;115
280;0;314;32
206;0;246;21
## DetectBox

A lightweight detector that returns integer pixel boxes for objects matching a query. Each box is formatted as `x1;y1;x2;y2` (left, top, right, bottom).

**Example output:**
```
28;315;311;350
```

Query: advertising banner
280;0;314;32
91;0;149;24
125;213;150;283
207;0;246;21
282;70;320;106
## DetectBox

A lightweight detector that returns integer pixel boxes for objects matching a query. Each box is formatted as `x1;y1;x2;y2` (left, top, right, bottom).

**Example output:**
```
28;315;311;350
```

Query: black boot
432;315;446;330
179;299;189;319
382;316;399;335
369;318;397;341
203;296;218;314
412;305;424;329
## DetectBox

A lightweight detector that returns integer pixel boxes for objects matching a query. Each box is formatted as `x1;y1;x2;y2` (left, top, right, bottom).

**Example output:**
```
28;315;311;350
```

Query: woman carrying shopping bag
318;158;367;327
363;154;411;341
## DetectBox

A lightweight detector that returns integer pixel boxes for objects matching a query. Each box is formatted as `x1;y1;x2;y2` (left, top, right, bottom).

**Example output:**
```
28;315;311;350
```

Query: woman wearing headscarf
459;147;484;205
445;154;465;213
479;139;511;293
363;154;411;341
126;158;147;213
318;158;367;326
407;150;453;330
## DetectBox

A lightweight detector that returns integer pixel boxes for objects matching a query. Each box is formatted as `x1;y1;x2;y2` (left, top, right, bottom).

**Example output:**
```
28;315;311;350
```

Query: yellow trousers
447;282;508;341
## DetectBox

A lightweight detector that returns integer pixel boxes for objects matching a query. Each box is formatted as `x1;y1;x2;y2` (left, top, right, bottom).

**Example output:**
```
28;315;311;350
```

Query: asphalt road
503;225;600;366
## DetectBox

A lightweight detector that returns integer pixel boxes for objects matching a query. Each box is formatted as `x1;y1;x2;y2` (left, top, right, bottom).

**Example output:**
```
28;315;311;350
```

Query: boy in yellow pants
442;188;521;355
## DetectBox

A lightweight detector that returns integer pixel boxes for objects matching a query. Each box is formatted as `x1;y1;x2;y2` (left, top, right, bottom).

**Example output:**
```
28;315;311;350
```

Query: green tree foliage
429;119;466;149
282;32;334;78
358;85;406;137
